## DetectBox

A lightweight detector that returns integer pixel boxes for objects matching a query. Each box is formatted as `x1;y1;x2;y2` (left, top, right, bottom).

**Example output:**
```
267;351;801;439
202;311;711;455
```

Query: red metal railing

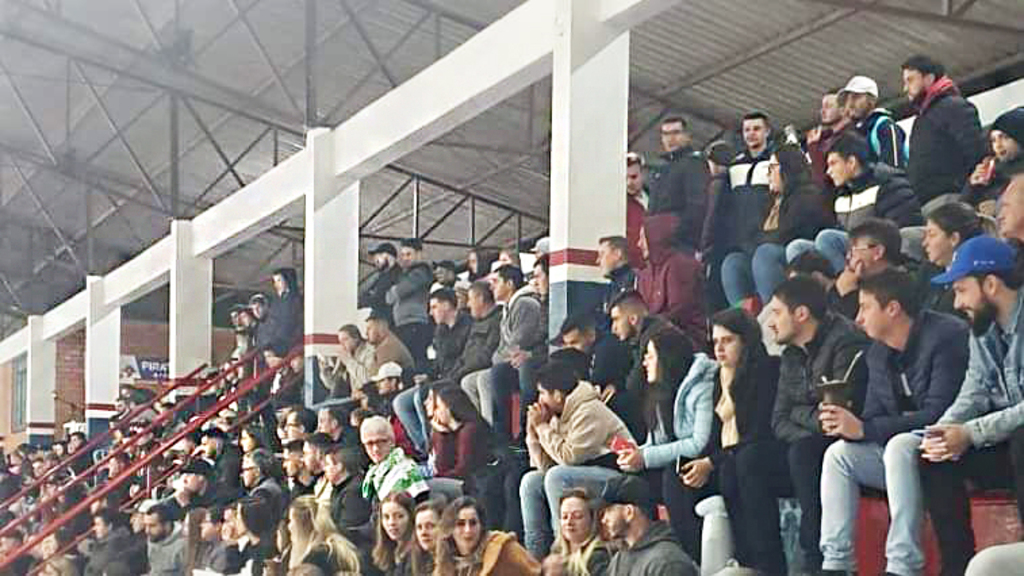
0;349;262;541
0;348;299;573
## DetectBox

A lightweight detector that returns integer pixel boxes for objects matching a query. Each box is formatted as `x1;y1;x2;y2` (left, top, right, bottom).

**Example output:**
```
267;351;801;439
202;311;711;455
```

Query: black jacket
720;147;773;254
759;180;834;246
214;444;243;493
647;146;710;249
602;264;637;317
961;155;1024;210
84;526;135;576
445;306;501;383
432;312;473;380
861;310;968;444
258;287;303;357
857;109;908;169
833;164;923;231
705;352;780;468
772;313;871;443
359;264;401;324
908;82;987;206
701;172;731;258
330;473;373;548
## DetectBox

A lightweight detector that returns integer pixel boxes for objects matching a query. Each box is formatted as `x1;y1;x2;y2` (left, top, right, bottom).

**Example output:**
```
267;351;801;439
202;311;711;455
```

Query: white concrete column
548;0;630;337
85;276;121;436
25;315;56;444
169;220;212;388
304;127;360;405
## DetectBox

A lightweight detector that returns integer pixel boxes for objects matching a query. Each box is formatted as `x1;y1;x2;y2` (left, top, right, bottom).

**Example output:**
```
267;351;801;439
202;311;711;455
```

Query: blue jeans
721;251;755;306
752;243;788;304
519;465;623;558
820;434;925;576
393;386;429;455
787;229;849;275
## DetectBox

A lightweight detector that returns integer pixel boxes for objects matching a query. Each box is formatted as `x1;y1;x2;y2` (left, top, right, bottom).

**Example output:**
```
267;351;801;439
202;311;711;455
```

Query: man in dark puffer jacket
827;133;922;231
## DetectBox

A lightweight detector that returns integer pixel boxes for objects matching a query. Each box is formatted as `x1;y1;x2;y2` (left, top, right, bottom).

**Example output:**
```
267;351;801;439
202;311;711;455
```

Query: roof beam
800;0;1024;35
0;0;303;133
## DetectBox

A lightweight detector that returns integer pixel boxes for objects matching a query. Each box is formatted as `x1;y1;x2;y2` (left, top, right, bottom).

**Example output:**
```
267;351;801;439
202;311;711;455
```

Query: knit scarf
360;447;427;501
915;76;959;114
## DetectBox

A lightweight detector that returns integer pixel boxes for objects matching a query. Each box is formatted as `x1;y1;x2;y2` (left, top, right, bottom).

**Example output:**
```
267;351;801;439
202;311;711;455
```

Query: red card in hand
610;435;633;453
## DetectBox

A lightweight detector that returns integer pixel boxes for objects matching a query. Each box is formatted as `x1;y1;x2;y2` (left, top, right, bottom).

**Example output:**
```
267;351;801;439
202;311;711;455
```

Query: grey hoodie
146;524;186;576
607;521;699;576
385;261;432;327
492;285;544;364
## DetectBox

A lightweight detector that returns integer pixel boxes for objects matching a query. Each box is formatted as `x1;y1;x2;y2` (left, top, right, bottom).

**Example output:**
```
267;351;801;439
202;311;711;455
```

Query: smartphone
912;428;942;438
676;457;686;475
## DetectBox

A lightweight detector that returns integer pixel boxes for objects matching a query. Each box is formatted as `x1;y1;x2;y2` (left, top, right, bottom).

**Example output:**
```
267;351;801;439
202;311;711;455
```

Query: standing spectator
902;55;987;209
466;249;494;282
915;236;1024;576
433;260;458;292
601;475;699;576
261;267;303;367
360;416;429;505
637;213;706;351
819;269;968;576
241;449;286;526
597;236;637;320
827;133;922;232
764;276;870;573
543;489;612;576
360;243;401;325
143;503;186;576
434;497;540;576
387;238;434;372
807;93;850;195
963;107;1024;214
625;153;649;269
519;360;634;557
840;76;908;169
366;313;415;374
647;116;710;251
719;112;776;313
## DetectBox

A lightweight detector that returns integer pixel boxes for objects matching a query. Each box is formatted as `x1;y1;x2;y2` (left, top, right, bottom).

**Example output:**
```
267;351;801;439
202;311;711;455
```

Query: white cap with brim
372;361;403;381
840;75;879;98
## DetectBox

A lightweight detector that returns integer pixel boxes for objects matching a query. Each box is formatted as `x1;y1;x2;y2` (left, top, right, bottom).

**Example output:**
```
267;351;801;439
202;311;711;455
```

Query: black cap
601;475;654;516
400;238;423;251
180;459;214;478
368;242;397;257
201;427;229;442
435;260;456;271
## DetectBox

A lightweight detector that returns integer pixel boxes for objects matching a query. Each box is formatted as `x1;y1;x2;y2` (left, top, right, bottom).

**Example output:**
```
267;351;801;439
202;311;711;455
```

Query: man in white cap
840;75;908;170
372;361;404;397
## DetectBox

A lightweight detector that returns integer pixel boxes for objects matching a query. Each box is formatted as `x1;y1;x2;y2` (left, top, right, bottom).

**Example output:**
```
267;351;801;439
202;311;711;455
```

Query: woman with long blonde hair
372;491;416;574
545;489;610;576
286;495;361;575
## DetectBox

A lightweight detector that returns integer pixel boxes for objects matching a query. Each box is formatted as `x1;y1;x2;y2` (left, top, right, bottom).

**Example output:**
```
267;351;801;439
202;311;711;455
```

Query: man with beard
359;243;401;325
902;236;1024;576
143;502;186;576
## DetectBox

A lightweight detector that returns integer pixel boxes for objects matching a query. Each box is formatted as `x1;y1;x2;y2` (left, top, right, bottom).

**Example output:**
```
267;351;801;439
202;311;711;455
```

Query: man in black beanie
964;106;1024;214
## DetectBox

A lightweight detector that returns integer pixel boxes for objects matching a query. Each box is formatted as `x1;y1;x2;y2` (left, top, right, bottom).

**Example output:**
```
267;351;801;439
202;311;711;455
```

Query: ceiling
0;0;1020;333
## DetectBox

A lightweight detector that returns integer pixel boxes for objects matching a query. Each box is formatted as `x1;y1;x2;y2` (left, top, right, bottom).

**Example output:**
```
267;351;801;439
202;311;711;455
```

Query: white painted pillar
85;276;121;436
169;220;213;390
548;0;630;337
304;127;360;405
25;315;56;444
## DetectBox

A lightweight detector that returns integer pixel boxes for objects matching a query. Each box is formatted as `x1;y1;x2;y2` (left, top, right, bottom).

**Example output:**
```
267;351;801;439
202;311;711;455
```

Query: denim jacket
940;290;1024;447
640;353;715;469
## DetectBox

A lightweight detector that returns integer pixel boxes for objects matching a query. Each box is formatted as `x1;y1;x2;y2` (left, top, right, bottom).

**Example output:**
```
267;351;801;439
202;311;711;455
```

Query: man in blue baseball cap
895;235;1024;576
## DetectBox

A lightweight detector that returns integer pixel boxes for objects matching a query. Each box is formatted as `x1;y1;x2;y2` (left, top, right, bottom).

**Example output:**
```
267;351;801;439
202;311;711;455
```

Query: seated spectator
430;384;491;491
615;328;709;560
435;497;540;576
239;425;265;455
447;281;502;386
726;142;833;306
717;112;775;314
819;268;968;576
317;405;354;446
999;173;1024;242
281;406;318;443
235;497;279;576
323;445;371;547
195;507;241;574
144;502;186;576
286;495;362;575
241;448;286;526
201;427;242;494
387;238;434;371
600;475;698;576
902;55;986;210
520;360;635;557
303;433;334;506
318;325;376;399
597;236;638;319
840;75;907;169
160;459;221;522
920;202;985;315
360;416;429;504
962;107;1024;214
366;313;416;374
83;508;135;576
360;242;401;325
543;489;611;576
372;491;415;574
637;212;706;350
394;288;472;455
673;309;780;567
646;116;709;251
915;236;1024;575
762;276;870;573
406;499;445;576
284;439;315;500
831;218;904;319
827;133;922;236
0;528;35;576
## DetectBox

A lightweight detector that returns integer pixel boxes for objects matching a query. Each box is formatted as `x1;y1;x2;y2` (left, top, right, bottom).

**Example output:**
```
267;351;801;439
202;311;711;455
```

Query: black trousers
652;462;716;563
721;440;794;576
394;321;433;372
786;434;834;572
921;425;1024;576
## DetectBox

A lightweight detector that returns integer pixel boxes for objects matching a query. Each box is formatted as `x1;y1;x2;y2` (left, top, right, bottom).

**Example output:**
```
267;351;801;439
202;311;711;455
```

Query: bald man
998;173;1024;242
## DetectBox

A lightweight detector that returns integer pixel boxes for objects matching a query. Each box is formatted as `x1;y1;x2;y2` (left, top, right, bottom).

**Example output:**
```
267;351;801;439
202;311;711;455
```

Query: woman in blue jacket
615;327;712;561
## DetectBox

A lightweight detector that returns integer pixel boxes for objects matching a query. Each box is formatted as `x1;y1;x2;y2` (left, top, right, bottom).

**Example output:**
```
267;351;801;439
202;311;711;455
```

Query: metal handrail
0;348;300;573
0;348;261;541
0;360;211;512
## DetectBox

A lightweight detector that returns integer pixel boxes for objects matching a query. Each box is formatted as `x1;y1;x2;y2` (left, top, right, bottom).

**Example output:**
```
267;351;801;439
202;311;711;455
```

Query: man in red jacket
636;212;706;351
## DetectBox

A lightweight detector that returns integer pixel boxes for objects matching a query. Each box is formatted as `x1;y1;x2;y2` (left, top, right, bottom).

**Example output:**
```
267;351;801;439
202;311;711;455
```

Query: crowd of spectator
4;53;1024;576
